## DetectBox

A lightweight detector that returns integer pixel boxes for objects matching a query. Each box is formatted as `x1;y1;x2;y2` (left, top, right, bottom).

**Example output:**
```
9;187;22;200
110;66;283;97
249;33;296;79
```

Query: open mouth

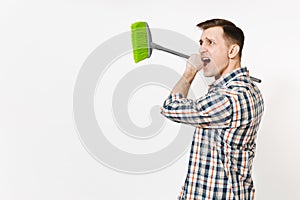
201;57;211;68
201;57;211;64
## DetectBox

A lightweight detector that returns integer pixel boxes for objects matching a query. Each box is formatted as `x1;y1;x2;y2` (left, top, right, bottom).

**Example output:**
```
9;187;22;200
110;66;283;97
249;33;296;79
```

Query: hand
183;54;203;84
186;54;203;71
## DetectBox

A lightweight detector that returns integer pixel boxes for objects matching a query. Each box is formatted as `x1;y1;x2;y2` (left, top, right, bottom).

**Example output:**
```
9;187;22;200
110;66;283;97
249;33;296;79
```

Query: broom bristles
131;22;150;63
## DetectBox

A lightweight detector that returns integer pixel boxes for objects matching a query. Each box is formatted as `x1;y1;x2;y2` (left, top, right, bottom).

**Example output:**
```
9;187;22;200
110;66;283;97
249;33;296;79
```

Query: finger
187;54;203;71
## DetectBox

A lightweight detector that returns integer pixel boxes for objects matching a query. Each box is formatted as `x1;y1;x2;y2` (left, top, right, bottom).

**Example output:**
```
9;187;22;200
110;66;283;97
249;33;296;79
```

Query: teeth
202;57;211;63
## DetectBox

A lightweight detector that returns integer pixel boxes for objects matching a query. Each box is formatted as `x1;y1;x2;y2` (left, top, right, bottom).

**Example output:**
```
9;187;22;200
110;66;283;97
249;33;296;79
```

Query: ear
228;44;240;59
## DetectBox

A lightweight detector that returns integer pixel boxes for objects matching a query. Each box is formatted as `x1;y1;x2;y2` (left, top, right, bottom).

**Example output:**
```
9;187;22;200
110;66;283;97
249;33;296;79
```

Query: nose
199;42;207;53
199;45;208;53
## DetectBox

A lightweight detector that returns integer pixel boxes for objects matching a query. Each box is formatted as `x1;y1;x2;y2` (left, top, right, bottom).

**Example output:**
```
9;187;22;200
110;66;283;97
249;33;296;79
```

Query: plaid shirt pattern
161;67;264;200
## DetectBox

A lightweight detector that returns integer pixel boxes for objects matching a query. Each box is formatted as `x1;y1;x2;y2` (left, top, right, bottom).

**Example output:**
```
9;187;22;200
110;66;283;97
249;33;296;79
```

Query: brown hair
197;19;245;58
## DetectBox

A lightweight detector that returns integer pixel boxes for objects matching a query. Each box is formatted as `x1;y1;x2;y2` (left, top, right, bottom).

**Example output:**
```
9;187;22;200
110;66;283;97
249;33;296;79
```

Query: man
161;19;264;199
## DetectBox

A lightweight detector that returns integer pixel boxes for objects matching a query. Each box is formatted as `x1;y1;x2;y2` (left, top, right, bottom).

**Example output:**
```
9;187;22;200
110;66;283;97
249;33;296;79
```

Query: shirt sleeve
160;92;232;128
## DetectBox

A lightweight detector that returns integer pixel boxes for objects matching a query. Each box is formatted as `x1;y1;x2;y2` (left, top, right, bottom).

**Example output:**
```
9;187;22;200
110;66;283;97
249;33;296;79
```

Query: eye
199;40;203;46
208;39;215;45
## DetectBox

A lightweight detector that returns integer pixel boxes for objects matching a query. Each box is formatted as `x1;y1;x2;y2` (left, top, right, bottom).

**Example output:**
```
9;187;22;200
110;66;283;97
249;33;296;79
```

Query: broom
131;21;261;83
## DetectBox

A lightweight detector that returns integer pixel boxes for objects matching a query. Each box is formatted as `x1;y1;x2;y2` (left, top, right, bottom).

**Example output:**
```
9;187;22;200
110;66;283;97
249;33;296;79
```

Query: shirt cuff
162;92;184;107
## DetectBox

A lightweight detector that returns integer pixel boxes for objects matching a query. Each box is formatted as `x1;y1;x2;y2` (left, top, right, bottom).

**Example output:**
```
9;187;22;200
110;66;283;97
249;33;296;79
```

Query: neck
215;59;241;80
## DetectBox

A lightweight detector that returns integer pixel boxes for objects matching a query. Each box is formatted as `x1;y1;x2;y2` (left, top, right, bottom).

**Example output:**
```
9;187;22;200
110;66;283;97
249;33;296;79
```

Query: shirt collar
209;67;249;89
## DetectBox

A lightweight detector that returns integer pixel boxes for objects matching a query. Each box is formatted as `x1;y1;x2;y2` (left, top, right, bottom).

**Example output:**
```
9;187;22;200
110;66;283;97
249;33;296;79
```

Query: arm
171;54;201;97
161;55;232;128
161;92;232;128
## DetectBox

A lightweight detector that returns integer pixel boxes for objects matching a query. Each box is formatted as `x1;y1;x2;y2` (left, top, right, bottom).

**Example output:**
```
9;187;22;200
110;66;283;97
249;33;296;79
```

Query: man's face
199;26;230;79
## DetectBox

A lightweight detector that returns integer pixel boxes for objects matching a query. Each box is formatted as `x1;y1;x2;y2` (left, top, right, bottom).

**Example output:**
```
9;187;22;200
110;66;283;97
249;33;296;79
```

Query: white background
1;0;300;199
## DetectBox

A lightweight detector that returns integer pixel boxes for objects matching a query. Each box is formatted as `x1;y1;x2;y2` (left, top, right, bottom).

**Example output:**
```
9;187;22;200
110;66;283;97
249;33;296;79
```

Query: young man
161;19;264;199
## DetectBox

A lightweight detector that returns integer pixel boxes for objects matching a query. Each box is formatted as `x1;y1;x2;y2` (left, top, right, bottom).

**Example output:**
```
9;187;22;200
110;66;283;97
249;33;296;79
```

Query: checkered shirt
161;67;264;200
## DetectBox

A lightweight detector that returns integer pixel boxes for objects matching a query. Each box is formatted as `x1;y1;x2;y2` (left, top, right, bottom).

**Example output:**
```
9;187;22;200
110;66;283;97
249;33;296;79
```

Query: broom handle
151;42;262;83
151;42;190;59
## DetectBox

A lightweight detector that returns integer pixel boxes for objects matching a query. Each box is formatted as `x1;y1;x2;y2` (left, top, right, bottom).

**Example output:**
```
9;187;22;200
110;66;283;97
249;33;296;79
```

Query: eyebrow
199;37;216;44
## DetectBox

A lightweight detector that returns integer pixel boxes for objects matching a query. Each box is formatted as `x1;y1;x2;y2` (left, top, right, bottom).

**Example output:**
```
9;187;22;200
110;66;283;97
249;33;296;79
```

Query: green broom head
131;21;153;63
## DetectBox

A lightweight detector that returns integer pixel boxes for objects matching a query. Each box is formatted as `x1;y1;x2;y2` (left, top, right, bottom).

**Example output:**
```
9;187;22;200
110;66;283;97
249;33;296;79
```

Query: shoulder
225;75;263;96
